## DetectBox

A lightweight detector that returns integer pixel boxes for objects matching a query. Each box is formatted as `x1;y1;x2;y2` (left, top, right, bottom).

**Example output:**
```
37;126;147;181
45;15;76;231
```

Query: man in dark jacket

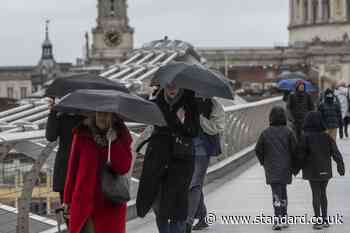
298;111;345;229
255;106;297;230
287;80;314;140
45;97;84;203
136;85;199;233
318;88;343;142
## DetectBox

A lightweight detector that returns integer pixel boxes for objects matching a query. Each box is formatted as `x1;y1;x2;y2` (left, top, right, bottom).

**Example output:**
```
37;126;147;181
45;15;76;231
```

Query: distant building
0;20;74;100
88;0;134;66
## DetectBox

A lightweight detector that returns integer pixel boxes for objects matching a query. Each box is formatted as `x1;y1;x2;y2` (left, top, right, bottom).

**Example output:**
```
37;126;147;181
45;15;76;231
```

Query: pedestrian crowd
44;75;347;233
256;80;346;230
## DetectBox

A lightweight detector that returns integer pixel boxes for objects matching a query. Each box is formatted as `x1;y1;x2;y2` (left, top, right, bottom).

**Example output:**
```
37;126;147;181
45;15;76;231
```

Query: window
323;0;330;20
7;87;14;99
348;0;350;20
20;87;27;99
312;0;318;23
110;0;115;15
304;0;309;22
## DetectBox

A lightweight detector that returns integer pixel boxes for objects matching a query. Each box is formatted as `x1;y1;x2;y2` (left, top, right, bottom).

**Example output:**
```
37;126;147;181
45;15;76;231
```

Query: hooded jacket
318;89;342;129
299;111;345;180
334;86;350;118
255;107;297;184
287;81;314;125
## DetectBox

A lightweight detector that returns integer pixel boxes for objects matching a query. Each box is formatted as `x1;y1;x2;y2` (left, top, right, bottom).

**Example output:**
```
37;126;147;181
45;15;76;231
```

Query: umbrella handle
108;135;111;163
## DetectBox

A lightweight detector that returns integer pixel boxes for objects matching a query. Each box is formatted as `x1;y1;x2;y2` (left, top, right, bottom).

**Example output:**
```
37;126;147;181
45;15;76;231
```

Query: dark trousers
309;180;329;219
340;117;350;138
187;156;210;224
270;184;288;218
153;190;186;233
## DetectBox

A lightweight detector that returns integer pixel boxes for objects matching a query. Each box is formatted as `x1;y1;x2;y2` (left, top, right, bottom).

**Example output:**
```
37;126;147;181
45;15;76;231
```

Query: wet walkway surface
127;139;350;233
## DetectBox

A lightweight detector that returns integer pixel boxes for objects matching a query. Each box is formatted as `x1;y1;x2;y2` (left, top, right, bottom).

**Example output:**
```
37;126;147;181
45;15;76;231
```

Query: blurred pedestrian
287;80;314;141
255;106;297;230
186;97;225;233
318;88;343;142
298;111;345;230
45;97;85;204
136;84;200;233
334;83;350;138
63;112;132;233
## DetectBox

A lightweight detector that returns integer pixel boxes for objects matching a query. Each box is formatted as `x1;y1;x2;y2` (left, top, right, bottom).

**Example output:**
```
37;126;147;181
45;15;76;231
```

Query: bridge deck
127;139;350;233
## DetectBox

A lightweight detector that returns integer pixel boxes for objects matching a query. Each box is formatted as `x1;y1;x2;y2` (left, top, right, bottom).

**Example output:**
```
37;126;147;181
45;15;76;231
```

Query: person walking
287;80;314;141
136;84;200;233
186;97;225;233
318;88;343;142
298;111;345;230
63;112;133;233
334;84;350;138
45;97;85;204
255;106;297;231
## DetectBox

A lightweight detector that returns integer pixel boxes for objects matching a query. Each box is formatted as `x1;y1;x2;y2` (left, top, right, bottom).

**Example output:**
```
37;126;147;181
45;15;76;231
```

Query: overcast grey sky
0;0;289;66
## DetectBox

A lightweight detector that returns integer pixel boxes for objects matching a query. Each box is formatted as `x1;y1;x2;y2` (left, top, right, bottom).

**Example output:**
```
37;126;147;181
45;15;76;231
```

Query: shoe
323;219;330;228
272;223;282;231
186;223;192;233
313;224;323;230
281;223;290;229
192;218;209;231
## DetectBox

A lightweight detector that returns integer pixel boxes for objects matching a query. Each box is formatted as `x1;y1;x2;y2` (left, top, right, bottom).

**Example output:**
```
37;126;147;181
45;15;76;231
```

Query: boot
192;218;209;231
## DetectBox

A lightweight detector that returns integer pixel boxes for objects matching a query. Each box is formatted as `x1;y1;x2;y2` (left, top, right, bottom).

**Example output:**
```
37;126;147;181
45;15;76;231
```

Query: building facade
89;0;134;66
200;0;350;90
289;0;350;43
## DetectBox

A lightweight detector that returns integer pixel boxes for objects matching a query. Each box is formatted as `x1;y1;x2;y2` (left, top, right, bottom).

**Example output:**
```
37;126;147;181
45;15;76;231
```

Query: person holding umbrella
63;112;133;233
45;74;129;211
136;83;200;233
287;80;314;140
46;97;85;207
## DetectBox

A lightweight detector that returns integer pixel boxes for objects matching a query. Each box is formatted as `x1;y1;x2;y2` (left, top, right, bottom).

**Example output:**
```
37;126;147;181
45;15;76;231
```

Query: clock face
104;31;122;47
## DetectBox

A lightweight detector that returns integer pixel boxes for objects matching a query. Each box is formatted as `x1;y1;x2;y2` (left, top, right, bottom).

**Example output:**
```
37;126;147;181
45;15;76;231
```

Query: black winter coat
318;98;342;129
287;91;314;126
299;111;345;181
136;90;199;221
255;107;297;185
45;111;84;193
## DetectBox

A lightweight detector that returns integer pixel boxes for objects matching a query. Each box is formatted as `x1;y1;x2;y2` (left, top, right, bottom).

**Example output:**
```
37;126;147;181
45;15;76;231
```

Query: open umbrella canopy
45;73;129;98
54;89;166;126
277;79;317;92
152;62;234;100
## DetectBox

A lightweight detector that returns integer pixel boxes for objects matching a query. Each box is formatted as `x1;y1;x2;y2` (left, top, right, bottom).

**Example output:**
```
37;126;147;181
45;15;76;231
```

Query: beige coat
199;98;225;135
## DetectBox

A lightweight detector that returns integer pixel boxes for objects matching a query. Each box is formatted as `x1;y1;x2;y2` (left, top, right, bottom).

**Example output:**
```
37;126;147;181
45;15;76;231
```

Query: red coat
64;126;132;233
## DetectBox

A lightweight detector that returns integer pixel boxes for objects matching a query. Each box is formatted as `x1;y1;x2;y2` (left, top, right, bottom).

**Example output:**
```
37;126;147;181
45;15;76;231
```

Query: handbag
172;135;194;160
101;136;130;205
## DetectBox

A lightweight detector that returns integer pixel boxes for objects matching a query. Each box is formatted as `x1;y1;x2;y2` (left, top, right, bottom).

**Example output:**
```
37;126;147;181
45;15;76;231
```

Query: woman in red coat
64;112;132;233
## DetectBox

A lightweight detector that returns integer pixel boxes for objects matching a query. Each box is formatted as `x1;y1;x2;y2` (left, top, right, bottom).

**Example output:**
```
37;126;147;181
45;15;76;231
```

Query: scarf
85;118;117;148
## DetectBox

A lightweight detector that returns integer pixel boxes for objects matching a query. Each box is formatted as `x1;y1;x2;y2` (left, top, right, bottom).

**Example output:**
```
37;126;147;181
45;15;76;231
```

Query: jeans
153;190;186;233
270;184;288;219
187;156;210;224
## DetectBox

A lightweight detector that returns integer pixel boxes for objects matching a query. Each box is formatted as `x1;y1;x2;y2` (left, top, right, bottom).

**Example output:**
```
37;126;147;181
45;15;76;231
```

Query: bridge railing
0;97;283;233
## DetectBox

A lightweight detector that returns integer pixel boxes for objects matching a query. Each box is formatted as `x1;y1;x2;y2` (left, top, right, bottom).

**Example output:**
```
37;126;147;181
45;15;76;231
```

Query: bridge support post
16;141;57;233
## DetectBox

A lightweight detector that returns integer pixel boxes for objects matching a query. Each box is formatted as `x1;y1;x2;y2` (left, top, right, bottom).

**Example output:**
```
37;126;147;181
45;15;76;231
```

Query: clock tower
90;0;134;66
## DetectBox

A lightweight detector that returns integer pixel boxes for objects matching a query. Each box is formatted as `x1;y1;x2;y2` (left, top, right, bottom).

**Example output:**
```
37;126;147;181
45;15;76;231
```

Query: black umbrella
54;89;166;126
45;73;129;98
152;62;234;99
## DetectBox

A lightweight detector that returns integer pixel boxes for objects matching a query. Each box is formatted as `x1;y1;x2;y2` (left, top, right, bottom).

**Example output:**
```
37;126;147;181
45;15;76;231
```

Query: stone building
0;21;73;99
289;0;350;43
199;0;350;91
89;0;134;66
